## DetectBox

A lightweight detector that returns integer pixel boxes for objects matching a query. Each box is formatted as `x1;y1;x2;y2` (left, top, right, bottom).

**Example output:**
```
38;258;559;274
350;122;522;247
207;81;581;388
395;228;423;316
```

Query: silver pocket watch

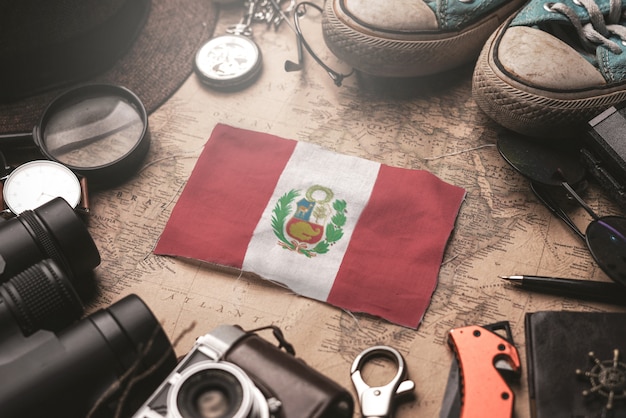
194;0;265;90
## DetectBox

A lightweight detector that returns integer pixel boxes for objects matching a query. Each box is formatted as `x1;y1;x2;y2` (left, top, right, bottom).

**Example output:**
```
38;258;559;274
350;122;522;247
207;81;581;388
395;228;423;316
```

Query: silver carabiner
350;345;415;418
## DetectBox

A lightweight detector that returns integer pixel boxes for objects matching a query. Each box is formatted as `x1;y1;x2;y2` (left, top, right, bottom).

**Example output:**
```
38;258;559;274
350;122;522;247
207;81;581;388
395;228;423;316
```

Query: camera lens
0;258;83;335
179;370;243;418
172;362;269;418
0;197;100;285
179;368;244;418
196;389;231;418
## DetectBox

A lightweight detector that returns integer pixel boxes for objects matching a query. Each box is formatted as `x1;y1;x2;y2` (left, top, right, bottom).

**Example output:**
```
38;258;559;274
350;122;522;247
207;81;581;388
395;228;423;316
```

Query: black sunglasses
498;132;626;286
283;1;354;86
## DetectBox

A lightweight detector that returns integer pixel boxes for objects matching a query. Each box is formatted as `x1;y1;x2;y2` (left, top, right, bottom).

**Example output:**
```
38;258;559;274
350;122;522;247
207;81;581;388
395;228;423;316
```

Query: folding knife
439;322;521;418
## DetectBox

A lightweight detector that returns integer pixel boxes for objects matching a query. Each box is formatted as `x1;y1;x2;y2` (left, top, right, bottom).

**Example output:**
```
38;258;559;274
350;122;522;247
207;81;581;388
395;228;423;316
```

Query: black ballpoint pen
500;275;626;306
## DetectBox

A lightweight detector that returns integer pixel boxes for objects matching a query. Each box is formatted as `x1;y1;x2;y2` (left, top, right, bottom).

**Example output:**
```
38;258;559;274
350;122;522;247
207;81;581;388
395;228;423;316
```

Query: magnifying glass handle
0;132;35;150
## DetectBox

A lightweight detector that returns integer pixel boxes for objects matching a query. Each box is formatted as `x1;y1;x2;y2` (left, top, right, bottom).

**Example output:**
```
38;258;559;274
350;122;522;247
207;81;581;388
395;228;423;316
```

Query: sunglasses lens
586;216;626;286
497;133;586;186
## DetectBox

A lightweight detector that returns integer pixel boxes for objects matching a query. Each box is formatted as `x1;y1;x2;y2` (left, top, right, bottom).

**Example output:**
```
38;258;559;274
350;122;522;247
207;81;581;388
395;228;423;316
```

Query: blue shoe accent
473;0;626;138
322;0;526;77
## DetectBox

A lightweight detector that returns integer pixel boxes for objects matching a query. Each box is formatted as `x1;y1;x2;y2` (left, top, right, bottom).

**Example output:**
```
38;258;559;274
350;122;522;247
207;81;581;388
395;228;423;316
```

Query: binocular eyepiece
0;258;83;337
0;197;99;336
0;196;101;285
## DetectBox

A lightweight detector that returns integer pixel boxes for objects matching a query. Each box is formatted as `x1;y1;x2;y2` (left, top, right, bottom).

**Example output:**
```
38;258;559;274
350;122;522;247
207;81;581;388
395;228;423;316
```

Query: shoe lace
547;0;626;54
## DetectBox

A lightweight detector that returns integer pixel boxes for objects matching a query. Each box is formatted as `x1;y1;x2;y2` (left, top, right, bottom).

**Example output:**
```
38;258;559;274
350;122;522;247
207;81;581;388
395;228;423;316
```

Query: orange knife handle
447;325;521;418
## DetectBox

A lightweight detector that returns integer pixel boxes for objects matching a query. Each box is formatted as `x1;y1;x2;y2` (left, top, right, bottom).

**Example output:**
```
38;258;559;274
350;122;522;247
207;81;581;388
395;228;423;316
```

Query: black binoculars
0;195;99;285
0;198;177;418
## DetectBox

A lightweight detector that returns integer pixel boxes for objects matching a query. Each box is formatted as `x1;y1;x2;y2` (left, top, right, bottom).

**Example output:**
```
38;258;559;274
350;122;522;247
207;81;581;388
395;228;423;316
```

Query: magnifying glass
0;84;150;189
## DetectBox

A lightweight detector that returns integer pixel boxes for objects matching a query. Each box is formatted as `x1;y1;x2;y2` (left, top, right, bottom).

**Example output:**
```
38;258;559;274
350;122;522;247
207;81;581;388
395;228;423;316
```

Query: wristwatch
0;160;89;217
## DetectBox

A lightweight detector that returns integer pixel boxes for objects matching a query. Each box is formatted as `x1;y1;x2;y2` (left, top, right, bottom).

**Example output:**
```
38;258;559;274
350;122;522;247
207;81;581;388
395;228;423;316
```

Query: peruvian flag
155;124;466;328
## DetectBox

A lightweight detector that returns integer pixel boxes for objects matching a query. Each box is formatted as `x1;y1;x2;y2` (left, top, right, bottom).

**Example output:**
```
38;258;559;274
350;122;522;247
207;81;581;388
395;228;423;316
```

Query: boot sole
473;23;626;138
322;0;526;77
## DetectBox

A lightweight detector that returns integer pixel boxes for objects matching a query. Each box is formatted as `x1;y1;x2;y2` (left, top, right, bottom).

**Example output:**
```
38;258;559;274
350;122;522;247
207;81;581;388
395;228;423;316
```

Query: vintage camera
0;261;177;418
133;324;354;418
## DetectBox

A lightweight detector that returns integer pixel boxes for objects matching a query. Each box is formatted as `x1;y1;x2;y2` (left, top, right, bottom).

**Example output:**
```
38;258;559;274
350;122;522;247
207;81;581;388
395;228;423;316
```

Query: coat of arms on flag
155;124;466;328
274;186;346;257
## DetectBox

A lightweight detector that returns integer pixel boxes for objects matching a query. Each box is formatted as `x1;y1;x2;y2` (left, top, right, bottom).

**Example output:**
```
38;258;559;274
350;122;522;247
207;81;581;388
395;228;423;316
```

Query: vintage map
85;3;626;417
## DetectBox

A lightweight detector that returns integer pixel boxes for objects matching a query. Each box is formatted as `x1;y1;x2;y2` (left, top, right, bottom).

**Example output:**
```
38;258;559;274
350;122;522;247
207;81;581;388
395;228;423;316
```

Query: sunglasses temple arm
288;1;354;86
532;183;586;240
269;0;303;73
284;32;304;72
561;182;601;221
298;34;354;86
0;132;35;150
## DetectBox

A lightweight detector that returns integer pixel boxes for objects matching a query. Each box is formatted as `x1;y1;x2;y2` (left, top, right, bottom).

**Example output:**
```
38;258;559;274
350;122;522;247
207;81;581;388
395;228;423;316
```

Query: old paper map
85;3;626;417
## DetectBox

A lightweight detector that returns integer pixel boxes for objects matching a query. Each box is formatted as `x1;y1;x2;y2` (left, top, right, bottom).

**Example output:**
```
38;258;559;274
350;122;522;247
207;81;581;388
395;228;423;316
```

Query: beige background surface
83;3;626;417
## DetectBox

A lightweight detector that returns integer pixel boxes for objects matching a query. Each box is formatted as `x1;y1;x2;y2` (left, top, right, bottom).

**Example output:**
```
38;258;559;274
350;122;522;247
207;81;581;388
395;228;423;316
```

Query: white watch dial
194;34;262;90
3;160;82;214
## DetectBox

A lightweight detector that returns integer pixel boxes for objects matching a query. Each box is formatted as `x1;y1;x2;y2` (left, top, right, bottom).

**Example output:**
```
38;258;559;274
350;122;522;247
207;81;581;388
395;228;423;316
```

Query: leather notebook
525;311;626;418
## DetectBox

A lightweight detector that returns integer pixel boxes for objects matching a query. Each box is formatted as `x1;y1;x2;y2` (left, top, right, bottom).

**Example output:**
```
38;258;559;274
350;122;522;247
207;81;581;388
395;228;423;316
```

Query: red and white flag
155;124;466;328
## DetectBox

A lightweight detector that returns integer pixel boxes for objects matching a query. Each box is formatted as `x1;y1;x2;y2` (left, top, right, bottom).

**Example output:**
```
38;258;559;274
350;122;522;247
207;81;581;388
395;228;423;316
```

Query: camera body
133;324;354;418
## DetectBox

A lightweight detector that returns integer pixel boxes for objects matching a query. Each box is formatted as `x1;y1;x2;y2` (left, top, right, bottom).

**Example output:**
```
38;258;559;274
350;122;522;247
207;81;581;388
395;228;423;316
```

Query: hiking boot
473;0;626;138
321;0;526;78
